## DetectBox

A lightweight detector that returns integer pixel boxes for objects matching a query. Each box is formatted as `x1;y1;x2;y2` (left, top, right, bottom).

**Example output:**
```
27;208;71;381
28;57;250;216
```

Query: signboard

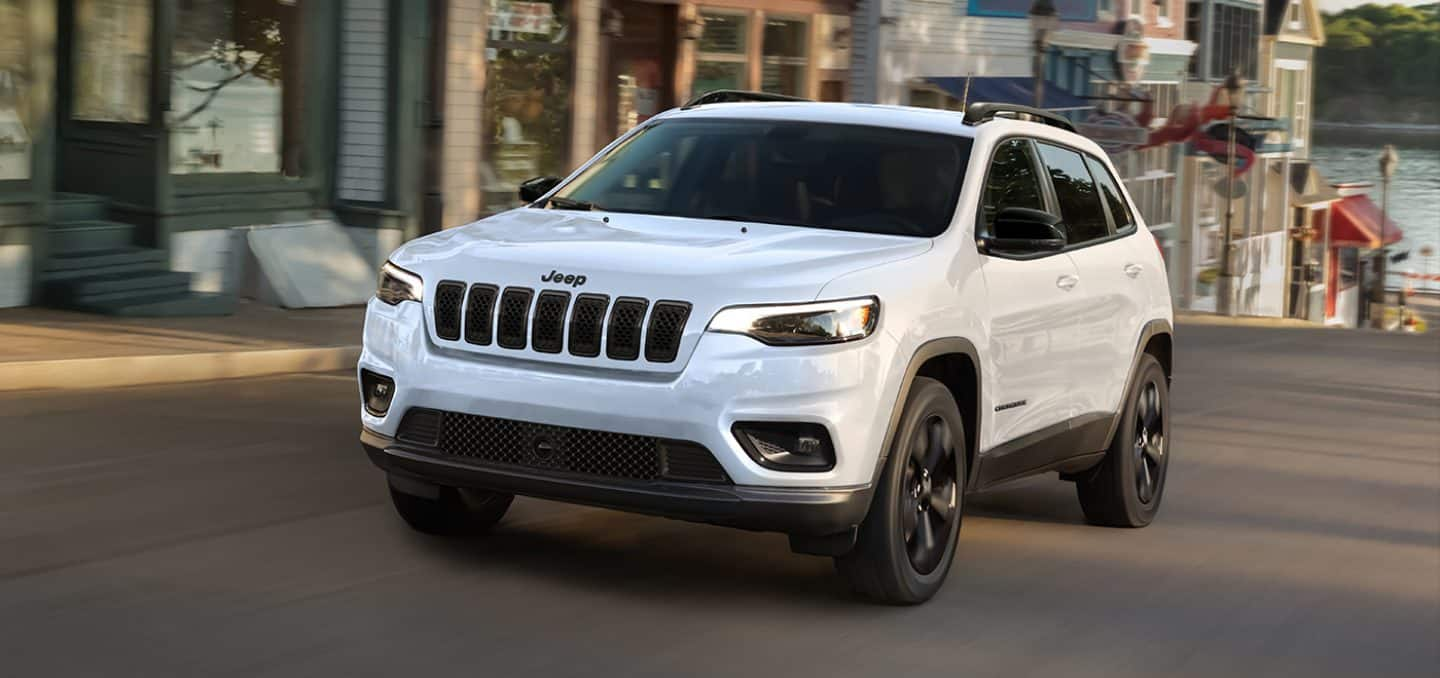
493;1;555;35
1077;111;1148;155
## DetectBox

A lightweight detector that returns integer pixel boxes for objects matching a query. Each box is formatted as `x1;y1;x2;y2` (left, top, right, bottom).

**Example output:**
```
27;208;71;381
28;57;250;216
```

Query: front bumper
359;298;904;488
363;428;872;536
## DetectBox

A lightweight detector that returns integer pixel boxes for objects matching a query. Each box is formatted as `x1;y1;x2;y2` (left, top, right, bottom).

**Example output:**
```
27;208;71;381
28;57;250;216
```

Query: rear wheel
836;377;966;605
388;481;514;536
1076;353;1170;527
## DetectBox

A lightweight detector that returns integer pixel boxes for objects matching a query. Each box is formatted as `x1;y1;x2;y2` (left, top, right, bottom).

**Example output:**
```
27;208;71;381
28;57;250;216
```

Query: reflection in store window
72;0;151;124
694;12;748;94
482;0;572;212
0;0;32;180
762;18;807;98
169;0;305;176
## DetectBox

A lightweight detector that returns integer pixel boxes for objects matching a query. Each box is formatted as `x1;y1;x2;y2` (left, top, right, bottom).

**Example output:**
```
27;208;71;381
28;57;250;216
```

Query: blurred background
0;1;1436;676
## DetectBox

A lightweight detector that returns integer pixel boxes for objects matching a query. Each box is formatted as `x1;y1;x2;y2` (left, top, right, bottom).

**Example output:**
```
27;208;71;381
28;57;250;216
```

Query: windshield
549;119;974;237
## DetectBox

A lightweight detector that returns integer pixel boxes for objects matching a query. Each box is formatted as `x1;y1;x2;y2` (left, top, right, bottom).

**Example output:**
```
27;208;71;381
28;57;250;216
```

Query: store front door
55;0;165;243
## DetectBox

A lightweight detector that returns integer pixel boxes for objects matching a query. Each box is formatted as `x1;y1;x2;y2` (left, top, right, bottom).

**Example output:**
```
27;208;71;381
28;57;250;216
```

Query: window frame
975;135;1143;261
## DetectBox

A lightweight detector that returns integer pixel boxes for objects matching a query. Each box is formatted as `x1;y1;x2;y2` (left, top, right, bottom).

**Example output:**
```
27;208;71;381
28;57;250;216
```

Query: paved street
2;324;1437;677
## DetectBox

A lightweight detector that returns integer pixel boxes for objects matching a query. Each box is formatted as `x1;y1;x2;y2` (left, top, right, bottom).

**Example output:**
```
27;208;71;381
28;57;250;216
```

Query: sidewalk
0;301;364;392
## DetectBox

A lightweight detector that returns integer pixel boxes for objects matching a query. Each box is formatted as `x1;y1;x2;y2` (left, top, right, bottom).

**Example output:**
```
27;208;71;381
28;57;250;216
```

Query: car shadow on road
402;510;874;609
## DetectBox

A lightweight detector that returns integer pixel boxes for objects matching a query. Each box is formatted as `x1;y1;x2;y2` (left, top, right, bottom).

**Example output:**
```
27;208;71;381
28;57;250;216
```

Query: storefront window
72;0;152;124
694;12;748;94
483;0;572;211
0;0;33;180
169;0;306;176
761;18;807;97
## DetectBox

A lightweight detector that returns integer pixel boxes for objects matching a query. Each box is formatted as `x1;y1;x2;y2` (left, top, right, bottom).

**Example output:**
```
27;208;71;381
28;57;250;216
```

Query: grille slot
606;297;649;361
396;408;442;446
531;291;570;353
660;442;729;483
464;284;498;346
644;301;691;363
496;287;534;349
568;294;609;357
433;281;465;341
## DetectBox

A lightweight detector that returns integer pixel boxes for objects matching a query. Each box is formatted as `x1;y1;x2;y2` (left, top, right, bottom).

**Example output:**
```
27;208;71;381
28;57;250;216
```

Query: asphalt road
2;324;1437;677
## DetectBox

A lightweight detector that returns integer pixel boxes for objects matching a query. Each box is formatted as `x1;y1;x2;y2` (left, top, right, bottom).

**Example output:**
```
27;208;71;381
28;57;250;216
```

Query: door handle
1056;274;1079;291
1124;263;1144;279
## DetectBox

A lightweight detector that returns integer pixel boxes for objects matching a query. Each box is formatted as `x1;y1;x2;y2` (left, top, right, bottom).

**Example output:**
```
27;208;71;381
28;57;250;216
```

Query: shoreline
1313;122;1440;144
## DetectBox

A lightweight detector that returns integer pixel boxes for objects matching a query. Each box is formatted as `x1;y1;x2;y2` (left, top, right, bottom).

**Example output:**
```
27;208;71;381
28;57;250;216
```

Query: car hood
392;208;932;304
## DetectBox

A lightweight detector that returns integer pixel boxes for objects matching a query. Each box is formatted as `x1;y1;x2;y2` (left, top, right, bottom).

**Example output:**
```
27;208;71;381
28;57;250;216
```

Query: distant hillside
1316;3;1440;124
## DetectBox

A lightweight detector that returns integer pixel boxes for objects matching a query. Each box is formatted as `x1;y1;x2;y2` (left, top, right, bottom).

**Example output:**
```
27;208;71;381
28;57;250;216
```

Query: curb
1175;312;1333;330
0;346;361;392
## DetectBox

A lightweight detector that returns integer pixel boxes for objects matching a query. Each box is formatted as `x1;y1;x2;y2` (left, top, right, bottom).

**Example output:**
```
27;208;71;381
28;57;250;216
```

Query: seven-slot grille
396;407;729;484
433;283;691;364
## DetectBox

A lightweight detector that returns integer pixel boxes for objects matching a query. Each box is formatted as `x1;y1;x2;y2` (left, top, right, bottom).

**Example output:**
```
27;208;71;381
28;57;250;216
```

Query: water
1310;132;1440;291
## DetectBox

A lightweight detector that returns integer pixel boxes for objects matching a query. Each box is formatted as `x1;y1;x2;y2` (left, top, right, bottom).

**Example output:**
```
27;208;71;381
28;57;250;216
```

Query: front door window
169;0;307;176
72;0;152;124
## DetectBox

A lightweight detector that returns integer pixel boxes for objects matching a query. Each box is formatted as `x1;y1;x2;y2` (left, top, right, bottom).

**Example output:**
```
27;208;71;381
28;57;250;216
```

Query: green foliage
1317;4;1440;123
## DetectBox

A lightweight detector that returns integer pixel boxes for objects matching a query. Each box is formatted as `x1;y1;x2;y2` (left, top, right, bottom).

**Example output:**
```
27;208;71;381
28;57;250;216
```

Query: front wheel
1076;353;1170;527
836;377;966;605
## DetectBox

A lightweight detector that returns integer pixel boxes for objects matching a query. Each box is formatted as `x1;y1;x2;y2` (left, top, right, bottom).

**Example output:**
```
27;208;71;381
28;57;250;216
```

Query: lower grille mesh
397;408;727;484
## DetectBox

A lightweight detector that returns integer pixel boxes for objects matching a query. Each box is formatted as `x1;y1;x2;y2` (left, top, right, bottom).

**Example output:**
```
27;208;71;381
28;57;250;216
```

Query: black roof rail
683;90;810;108
963;103;1077;133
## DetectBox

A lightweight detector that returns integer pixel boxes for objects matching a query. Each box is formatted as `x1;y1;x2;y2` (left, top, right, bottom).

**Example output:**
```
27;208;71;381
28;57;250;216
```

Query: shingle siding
337;0;390;203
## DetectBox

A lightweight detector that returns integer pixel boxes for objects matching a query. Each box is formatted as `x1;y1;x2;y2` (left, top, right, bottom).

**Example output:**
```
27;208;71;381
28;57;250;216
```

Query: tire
1076;353;1170;527
388;481;514;536
836;377;966;605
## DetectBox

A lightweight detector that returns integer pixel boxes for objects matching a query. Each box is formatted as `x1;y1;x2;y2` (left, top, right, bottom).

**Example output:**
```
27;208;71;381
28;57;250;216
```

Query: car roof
655;101;1108;158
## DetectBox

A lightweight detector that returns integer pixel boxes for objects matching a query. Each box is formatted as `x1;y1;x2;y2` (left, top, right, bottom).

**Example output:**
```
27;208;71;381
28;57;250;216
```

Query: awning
922;77;1092;111
1327;194;1404;249
1289;162;1342;207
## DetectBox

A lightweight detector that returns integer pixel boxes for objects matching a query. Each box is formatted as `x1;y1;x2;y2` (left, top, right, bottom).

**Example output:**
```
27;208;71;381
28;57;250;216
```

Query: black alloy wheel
837;377;966;605
1076;353;1170;527
902;415;961;574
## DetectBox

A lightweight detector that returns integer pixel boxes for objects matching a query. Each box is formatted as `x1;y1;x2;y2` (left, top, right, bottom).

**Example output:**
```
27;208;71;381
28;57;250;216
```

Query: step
43;247;168;274
49;220;137;254
50;193;110;223
47;270;194;301
68;291;237;318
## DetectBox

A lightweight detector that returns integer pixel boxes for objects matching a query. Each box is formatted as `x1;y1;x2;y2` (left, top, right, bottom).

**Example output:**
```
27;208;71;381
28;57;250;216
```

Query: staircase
40;194;235;316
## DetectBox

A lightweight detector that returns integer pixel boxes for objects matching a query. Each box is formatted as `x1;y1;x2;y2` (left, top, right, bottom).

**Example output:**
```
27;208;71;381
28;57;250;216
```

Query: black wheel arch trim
1100;318;1174;454
871;337;983;490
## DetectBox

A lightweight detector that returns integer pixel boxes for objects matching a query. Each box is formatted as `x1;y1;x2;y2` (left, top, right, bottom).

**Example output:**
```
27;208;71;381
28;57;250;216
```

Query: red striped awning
1328;194;1404;249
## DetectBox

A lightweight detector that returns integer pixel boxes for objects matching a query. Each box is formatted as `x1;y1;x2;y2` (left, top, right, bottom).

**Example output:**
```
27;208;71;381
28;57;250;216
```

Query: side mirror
984;207;1066;254
518;175;561;203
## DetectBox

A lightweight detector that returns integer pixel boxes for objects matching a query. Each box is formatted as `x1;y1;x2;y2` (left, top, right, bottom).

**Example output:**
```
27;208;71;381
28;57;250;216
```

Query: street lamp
1377;144;1400;328
1029;0;1060;109
1217;70;1243;316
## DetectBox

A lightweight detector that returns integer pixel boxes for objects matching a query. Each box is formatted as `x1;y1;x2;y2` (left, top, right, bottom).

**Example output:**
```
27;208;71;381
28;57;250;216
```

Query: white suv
359;94;1174;604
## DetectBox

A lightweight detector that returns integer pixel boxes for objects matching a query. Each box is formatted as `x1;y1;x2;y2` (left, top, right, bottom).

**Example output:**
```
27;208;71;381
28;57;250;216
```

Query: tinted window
979;139;1047;238
1085;155;1135;232
1036;143;1110;245
553;120;974;237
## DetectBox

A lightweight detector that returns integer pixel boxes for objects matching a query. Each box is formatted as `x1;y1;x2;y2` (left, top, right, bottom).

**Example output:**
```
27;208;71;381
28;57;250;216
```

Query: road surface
2;323;1437;677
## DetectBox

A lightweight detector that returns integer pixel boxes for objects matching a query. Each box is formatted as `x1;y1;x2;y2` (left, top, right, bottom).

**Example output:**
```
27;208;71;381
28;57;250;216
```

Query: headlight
708;297;879;346
376;261;423;305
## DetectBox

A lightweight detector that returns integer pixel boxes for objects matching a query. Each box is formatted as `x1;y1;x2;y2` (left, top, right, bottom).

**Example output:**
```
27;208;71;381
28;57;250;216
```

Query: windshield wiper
546;196;597;211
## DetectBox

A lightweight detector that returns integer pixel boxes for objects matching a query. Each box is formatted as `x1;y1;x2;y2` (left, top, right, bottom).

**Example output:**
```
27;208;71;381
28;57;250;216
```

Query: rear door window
1035;143;1111;246
1085;155;1136;232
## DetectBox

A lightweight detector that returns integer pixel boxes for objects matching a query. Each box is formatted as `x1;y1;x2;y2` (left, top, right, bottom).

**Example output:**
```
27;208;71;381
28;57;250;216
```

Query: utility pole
1217;71;1243;317
1377;145;1399;328
1029;0;1059;110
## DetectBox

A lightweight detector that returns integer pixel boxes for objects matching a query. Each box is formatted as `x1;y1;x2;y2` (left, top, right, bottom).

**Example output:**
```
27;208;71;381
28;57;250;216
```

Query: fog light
360;370;395;416
732;422;835;471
